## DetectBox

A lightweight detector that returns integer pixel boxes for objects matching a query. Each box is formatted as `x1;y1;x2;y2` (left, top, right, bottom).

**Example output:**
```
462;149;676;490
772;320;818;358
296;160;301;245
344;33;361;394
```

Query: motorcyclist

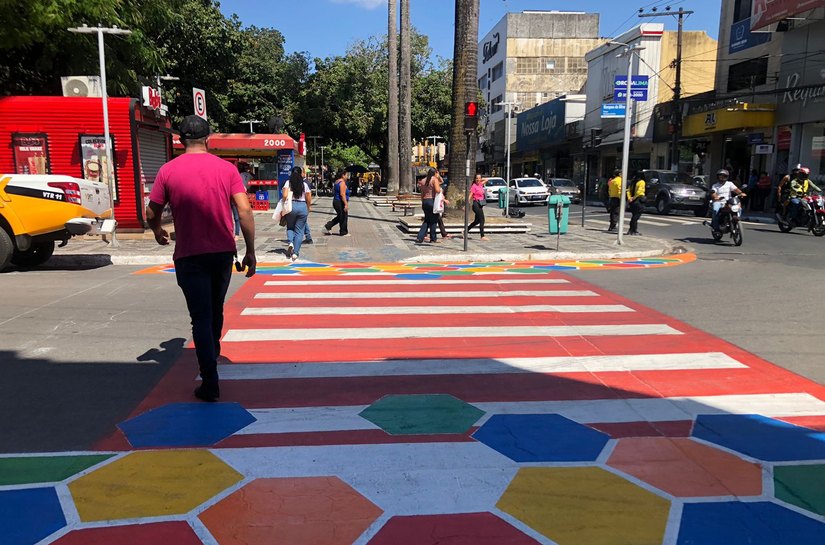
785;167;821;225
710;169;746;233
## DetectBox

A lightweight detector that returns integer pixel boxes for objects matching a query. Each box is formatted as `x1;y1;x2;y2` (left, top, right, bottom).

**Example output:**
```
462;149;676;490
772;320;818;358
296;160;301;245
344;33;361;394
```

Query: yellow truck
0;174;113;270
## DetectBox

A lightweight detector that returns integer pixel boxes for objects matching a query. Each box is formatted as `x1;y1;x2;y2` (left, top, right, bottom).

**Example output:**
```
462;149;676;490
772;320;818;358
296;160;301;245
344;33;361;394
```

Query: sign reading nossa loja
193;87;207;120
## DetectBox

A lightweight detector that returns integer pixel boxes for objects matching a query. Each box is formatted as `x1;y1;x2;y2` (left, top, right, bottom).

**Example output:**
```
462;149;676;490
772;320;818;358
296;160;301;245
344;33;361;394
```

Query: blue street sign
601;103;626;118
614;75;649;89
616;89;648;101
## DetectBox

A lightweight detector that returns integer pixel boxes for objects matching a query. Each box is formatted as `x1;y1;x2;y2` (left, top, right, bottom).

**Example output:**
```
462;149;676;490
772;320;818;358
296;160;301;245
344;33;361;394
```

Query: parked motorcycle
704;195;743;246
777;193;825;236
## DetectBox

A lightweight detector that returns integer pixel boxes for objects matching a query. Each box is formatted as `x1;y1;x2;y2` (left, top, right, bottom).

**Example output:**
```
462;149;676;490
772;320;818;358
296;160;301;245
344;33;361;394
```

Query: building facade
476;11;602;175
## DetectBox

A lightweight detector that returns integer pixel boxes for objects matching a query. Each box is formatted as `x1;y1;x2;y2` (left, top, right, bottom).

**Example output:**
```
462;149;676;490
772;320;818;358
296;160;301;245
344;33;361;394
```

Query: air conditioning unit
61;76;102;97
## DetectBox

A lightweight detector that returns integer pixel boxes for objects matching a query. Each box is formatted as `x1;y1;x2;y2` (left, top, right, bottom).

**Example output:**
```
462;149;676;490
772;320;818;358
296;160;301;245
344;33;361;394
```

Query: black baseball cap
179;115;210;140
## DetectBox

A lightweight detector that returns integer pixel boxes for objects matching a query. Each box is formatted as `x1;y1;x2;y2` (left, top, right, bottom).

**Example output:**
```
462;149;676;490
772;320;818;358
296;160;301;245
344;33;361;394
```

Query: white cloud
330;0;385;9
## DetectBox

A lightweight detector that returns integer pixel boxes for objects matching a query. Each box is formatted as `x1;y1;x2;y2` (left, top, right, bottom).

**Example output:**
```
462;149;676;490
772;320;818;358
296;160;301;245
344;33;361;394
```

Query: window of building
727;56;768;91
566;57;587;74
492;95;503;113
492;62;504;82
478;75;488;91
733;0;752;23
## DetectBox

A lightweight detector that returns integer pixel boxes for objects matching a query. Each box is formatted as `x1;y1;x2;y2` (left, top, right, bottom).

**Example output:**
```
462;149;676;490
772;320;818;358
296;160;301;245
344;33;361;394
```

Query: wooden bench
392;201;418;215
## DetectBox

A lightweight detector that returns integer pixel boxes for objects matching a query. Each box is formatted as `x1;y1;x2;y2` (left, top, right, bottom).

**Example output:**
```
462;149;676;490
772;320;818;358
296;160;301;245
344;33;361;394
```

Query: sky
218;0;723;61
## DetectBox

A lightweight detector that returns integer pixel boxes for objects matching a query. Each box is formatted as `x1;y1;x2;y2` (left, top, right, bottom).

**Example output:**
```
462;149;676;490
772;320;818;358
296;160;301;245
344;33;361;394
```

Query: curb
405;243;684;264
48;254;175;267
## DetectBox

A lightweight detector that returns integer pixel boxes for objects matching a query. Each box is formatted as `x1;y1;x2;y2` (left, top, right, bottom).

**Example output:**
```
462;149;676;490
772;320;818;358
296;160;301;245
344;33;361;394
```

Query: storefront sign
730;17;771;53
141;86;167;116
748;133;765;144
516;98;566;153
776;21;825;125
79;135;118;201
482;33;500;64
782;71;825;107
755;144;774;154
11;133;50;174
751;0;825;31
682;105;775;137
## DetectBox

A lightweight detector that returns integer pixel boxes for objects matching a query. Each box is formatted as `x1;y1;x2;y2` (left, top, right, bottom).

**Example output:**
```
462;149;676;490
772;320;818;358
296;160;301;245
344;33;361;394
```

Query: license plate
687;197;702;201
531;195;545;200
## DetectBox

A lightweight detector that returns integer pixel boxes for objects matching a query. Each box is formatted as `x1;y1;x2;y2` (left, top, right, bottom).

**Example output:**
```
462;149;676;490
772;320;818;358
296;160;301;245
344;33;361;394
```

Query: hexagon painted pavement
692;414;825;461
359;394;484;435
118;402;256;448
366;513;542;544
607;437;762;497
0;487;66;545
774;463;825;516
473;414;609;462
498;467;670;545
0;454;113;486
69;450;242;521
52;522;202;545
677;501;825;545
199;477;382;545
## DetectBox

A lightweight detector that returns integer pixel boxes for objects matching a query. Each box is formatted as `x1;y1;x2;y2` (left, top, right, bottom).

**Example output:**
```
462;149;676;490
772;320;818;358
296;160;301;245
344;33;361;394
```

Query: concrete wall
657;31;717;103
506;11;599;39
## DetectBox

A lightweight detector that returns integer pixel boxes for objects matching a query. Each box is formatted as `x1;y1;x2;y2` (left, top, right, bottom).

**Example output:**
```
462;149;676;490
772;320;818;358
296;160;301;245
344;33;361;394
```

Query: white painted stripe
264;279;571;286
254;290;599;299
219;352;745;380
222;324;681;342
241;304;633;316
637;218;672;227
236;393;825;435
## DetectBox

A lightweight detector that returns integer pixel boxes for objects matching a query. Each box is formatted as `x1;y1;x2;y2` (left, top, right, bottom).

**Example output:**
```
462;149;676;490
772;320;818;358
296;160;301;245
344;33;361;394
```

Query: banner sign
614;75;649;101
750;0;825;31
516;98;566;153
730;17;771;53
11;133;50;175
276;149;294;198
616;89;648;101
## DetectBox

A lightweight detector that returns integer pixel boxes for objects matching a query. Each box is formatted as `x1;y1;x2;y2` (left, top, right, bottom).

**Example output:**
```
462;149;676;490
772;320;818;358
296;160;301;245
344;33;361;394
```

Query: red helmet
799;167;811;175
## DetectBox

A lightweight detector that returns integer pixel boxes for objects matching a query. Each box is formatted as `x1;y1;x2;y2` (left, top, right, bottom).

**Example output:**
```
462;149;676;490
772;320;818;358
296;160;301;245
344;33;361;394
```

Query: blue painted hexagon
472;414;610;462
693;414;825;461
677;501;825;545
118;402;256;448
0;487;66;545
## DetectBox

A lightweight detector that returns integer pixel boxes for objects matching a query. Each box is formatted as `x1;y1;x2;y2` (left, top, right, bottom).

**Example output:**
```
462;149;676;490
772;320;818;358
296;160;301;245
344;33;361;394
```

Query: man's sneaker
291;254;298;262
304;239;314;245
286;243;294;257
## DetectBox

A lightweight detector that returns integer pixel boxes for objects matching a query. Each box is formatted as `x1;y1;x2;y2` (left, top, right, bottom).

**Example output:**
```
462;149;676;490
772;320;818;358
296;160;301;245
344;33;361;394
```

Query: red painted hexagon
51;522;202;545
367;513;541;544
199;477;382;545
607;437;762;497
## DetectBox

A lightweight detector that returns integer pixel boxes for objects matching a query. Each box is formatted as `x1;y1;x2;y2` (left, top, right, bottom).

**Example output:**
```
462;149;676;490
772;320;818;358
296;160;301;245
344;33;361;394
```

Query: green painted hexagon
775;464;825;516
0;455;114;486
359;394;484;435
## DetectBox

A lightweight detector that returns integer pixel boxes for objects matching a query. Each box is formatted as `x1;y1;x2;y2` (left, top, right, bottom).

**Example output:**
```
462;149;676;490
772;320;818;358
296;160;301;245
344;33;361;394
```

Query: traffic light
590;128;603;148
464;101;479;131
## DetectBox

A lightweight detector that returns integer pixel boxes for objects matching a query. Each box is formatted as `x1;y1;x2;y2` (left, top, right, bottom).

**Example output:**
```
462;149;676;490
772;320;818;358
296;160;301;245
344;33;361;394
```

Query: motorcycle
777;193;825;237
704;195;743;246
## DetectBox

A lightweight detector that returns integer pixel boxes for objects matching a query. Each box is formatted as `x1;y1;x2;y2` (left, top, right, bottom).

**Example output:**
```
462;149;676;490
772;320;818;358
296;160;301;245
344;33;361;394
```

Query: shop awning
682;104;775;137
172;133;297;156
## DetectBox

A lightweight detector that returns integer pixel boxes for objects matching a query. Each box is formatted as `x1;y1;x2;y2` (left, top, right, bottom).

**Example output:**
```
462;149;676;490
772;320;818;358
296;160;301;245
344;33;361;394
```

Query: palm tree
399;0;413;193
387;0;399;195
448;0;480;205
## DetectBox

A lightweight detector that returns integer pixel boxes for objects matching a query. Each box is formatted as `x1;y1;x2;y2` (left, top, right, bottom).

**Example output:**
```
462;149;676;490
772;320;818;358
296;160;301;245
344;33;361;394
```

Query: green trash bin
498;185;509;209
548;195;570;234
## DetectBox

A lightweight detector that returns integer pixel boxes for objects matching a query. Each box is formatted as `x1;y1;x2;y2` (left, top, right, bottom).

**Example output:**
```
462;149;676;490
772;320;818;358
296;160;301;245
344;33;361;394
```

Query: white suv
509;177;549;206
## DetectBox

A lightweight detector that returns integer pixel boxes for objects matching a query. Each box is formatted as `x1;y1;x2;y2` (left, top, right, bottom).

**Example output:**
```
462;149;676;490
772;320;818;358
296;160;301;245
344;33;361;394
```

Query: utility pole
320;146;327;189
639;6;694;171
496;100;515;217
387;0;399;195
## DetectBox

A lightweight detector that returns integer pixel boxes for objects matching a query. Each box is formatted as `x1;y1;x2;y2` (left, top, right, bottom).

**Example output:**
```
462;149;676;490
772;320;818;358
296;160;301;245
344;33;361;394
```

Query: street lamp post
426;135;444;165
240;119;262;133
307;136;322;181
320;146;327;191
496;101;515;217
68;24;132;247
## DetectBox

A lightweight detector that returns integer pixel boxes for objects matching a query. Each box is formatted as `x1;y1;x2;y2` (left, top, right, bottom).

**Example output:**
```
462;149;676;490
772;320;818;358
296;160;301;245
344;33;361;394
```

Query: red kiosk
172;133;303;210
0;96;173;231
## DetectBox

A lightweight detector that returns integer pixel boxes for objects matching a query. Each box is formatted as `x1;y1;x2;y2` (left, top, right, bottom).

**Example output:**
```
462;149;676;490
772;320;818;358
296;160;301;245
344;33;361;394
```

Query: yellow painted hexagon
68;450;242;522
497;467;670;545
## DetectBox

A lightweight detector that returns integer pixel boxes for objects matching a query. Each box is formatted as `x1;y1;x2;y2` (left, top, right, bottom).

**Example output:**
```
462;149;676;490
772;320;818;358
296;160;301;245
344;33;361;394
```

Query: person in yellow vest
607;169;623;231
626;171;647;236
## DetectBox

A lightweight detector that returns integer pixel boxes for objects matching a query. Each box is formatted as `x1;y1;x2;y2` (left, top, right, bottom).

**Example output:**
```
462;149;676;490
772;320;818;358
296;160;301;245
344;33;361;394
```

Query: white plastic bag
433;192;444;214
272;199;284;222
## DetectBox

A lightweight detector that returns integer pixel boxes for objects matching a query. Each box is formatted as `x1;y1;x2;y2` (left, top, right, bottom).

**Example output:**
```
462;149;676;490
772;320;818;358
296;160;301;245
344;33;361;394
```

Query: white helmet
716;169;729;177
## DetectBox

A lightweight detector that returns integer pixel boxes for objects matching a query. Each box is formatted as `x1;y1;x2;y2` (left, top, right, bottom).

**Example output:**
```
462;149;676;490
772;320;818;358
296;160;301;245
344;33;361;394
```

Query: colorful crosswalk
4;264;825;545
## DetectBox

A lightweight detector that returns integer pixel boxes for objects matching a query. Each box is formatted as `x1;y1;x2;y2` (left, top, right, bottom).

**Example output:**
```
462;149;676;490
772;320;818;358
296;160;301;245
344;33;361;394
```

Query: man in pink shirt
146;115;256;402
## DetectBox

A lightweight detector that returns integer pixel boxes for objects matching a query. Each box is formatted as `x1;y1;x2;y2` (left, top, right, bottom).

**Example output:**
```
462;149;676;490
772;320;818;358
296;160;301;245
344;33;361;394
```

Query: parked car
641;169;708;216
546;178;582;203
0;174;112;270
508;177;549;205
484;177;507;201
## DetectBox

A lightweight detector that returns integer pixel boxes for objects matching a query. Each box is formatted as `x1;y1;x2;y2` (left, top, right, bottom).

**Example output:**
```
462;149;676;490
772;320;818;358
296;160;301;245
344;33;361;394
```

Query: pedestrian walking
416;168;441;243
295;167;313;244
283;167;312;262
467;173;489;240
146;115;256;402
626;171;646;236
324;170;350;236
607;169;622;232
232;162;253;240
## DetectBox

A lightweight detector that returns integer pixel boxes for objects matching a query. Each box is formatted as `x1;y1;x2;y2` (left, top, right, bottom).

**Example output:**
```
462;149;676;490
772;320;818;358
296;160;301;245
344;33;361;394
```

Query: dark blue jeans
417;198;437;242
174;252;234;391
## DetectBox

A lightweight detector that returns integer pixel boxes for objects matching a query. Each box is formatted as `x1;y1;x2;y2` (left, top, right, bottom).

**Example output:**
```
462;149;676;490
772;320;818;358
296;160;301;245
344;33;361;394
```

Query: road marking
241;304;634;316
263;279;571;286
234;393;825;435
254;290;599;299
222;324;682;342
219;352;745;381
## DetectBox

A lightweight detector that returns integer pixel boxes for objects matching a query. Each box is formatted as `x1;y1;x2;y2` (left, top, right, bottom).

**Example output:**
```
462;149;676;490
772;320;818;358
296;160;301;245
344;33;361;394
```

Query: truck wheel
0;229;13;271
11;241;55;268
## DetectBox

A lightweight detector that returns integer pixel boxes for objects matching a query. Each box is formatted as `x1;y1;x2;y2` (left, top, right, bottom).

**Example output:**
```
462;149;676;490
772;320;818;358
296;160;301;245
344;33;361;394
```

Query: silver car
546;178;582;204
484;177;507;201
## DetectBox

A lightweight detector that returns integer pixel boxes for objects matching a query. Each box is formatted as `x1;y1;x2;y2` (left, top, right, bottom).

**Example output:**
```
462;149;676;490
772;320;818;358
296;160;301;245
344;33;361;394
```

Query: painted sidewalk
3;261;825;545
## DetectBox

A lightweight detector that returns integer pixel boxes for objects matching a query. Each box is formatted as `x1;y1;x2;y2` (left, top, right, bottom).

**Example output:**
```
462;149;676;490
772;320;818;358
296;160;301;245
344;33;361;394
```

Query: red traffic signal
464;101;479;131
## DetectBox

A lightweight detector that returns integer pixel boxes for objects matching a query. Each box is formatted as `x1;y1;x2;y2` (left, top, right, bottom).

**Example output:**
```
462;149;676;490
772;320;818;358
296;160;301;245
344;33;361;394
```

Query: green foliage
325;143;372;172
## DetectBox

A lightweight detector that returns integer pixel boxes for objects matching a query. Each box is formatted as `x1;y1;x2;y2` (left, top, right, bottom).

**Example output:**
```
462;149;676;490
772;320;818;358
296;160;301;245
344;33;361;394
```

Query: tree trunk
447;0;480;206
387;0;400;195
399;0;413;194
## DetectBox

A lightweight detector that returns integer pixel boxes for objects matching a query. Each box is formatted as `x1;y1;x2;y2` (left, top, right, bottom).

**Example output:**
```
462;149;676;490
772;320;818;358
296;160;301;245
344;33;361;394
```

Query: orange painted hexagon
199;477;382;545
607;437;762;497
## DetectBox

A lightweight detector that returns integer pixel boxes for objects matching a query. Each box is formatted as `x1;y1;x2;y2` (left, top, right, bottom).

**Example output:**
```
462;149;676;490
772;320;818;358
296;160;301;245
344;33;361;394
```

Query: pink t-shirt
470;183;485;201
150;153;245;261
